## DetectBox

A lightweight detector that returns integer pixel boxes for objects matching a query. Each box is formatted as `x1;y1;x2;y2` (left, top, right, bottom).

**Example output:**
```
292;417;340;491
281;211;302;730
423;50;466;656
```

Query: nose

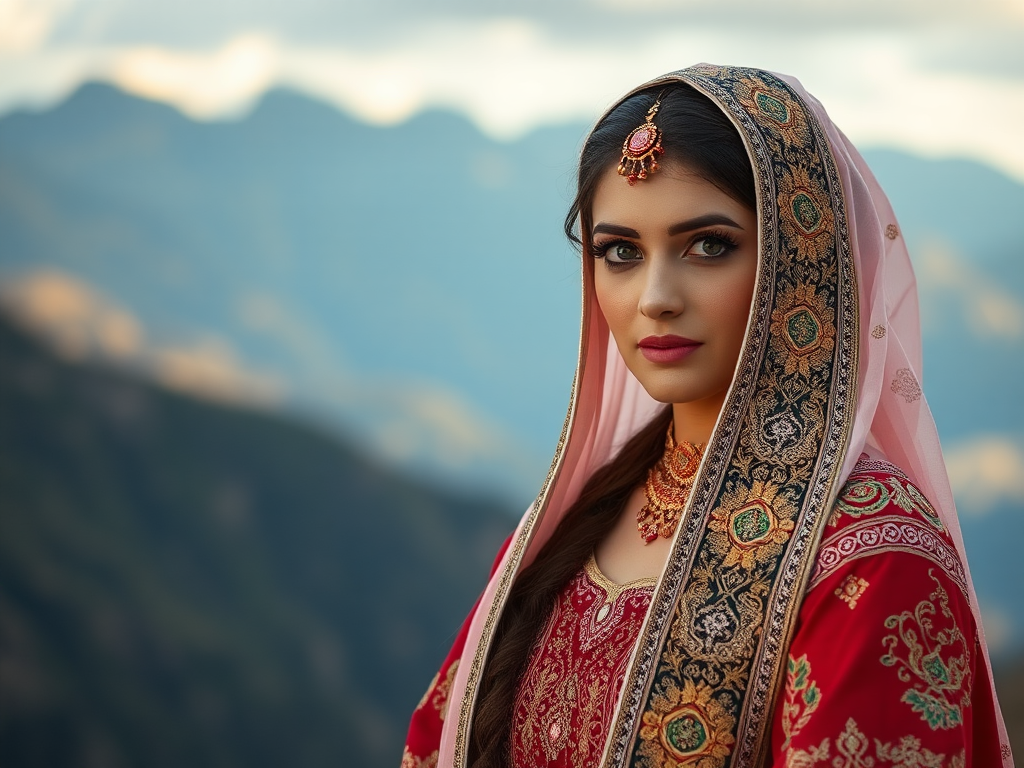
638;259;684;319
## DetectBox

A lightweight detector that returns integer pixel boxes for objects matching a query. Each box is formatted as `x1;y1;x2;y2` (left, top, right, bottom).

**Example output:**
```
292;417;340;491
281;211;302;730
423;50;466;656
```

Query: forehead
591;163;752;234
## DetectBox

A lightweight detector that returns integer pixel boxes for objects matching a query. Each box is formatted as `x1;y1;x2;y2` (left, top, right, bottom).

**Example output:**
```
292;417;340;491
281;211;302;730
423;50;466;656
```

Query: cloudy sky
2;0;1024;180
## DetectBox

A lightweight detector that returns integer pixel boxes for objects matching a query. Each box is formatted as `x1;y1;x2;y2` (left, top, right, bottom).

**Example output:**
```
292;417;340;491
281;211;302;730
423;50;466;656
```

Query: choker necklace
637;425;703;544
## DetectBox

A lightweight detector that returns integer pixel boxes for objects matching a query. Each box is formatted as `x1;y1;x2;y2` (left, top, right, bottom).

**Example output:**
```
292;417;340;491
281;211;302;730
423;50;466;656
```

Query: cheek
714;263;758;340
594;272;637;333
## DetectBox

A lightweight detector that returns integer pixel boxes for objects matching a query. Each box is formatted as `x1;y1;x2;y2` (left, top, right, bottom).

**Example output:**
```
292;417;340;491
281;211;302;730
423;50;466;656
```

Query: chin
631;369;729;408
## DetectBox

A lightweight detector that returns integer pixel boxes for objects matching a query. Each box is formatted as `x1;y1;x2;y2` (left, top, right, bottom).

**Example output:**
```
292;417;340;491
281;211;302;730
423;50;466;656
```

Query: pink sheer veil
438;67;1011;766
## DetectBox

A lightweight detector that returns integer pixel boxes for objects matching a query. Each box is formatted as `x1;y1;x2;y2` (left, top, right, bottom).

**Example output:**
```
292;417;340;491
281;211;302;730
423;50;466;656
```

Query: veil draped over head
432;65;1011;767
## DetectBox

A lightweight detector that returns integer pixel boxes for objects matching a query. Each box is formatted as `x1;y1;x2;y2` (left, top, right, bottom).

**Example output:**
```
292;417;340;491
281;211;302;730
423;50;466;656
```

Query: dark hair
468;83;755;767
565;83;756;249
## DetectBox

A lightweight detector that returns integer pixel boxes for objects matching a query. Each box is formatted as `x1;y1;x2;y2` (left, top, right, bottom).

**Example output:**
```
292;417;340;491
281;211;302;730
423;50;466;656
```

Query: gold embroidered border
602;67;859;768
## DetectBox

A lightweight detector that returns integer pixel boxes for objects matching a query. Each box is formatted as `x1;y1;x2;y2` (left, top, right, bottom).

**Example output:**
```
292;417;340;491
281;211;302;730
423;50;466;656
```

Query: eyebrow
592;213;744;239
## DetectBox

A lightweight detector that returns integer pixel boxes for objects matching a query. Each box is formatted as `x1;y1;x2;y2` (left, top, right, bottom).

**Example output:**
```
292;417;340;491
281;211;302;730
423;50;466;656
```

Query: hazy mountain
0;313;511;768
1;309;1022;767
1;83;1021;652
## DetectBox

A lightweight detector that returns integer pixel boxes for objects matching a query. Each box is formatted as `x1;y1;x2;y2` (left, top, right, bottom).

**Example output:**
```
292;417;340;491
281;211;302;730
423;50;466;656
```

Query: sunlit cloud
945;434;1024;514
0;269;285;406
111;33;278;119
0;0;74;54
3;14;1024;181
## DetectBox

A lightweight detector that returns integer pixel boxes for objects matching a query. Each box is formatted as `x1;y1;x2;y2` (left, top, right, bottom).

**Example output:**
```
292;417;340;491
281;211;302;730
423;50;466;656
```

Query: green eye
700;238;726;257
608;243;641;262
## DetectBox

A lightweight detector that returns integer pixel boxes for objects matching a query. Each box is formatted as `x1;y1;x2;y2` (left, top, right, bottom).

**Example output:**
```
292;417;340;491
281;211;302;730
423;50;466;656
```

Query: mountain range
2;309;1022;766
0;312;512;767
0;83;1021;650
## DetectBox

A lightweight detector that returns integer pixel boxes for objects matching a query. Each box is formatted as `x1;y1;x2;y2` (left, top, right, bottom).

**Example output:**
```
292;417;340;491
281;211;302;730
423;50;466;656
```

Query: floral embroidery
835;575;869;609
880;571;971;730
876;735;952;767
769;283;837;378
415;659;458;721
708;480;796;570
835;717;873;766
434;659;458;721
638;679;735;768
785;718;967;767
885;224;900;240
829;472;944;533
400;746;438;768
781;654;822;752
872;324;887;339
415;671;438;711
512;564;653;766
891;368;922;403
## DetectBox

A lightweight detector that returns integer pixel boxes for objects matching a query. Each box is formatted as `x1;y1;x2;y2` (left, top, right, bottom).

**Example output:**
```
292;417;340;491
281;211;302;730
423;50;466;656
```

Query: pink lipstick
638;335;701;363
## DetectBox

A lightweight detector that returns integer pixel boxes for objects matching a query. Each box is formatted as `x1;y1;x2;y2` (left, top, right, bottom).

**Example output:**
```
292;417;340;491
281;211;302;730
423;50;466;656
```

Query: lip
637;335;702;363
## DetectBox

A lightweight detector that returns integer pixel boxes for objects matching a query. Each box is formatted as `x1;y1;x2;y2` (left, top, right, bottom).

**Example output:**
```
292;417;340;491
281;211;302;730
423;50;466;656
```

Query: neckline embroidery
584;553;657;623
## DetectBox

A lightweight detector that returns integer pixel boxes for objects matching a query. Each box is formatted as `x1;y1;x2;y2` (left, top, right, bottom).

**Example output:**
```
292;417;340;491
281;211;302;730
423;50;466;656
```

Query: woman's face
591;162;758;410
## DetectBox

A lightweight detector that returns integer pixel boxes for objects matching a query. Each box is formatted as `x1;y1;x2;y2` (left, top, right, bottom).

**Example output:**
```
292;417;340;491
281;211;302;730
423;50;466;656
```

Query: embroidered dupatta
416;64;1011;768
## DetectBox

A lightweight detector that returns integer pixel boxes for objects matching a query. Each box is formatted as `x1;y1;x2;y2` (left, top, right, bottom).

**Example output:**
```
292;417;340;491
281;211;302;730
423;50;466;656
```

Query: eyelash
590;229;740;268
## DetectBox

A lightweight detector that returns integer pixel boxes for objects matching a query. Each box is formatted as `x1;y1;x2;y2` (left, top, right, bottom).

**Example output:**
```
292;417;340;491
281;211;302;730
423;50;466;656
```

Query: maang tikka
618;97;665;185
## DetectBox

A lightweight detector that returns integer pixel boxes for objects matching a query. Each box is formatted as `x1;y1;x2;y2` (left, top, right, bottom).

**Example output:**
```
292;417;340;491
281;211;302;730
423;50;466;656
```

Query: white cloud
0;0;74;54
111;33;278;119
3;16;1024;181
945;434;1024;514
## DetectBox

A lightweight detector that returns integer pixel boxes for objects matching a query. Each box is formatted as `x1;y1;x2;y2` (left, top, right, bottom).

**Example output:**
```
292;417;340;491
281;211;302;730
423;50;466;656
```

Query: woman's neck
671;393;727;446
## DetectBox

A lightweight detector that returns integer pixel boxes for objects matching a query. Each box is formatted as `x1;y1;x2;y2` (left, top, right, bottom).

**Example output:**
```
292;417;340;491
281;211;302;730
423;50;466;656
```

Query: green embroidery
785;308;821;351
781;654;822;751
831;474;945;532
880;571;971;730
731;503;772;543
755;90;790;123
836;479;891;516
791;192;822;234
665;712;708;754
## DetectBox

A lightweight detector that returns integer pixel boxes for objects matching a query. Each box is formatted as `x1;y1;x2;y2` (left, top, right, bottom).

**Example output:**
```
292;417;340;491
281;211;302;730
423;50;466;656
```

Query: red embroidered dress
401;457;1010;766
510;554;655;767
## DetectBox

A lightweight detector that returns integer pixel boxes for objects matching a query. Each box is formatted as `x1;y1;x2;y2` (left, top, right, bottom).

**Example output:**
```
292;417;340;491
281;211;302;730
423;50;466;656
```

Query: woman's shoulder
773;456;996;766
809;453;968;600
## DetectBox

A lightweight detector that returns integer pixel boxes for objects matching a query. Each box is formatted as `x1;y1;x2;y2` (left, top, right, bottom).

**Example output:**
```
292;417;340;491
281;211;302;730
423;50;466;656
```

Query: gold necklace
637;425;703;544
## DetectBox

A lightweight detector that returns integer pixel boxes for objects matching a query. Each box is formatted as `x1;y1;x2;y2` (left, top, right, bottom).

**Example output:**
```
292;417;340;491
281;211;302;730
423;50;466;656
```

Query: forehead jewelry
618;98;665;186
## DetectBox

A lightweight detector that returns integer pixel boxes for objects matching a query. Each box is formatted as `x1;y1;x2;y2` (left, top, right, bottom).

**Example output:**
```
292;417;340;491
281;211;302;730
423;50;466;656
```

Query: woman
402;65;1013;767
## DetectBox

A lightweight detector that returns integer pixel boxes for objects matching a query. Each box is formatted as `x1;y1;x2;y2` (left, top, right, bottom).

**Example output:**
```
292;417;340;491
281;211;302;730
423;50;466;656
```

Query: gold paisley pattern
880;571;971;730
891;368;923;403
